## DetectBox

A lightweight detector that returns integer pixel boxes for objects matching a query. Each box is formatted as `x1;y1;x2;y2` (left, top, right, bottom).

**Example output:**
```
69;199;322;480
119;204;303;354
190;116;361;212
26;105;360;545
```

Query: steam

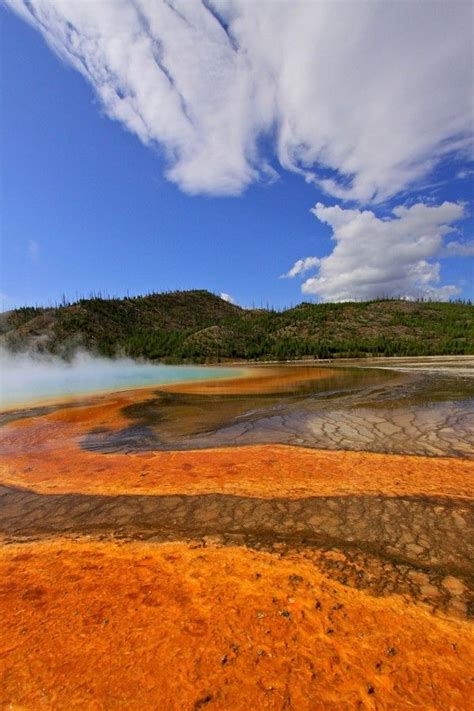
0;348;234;408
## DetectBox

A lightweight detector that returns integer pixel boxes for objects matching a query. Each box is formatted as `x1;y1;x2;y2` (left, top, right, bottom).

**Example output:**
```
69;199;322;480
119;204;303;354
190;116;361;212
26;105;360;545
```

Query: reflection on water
82;366;474;458
82;366;394;446
3;361;472;458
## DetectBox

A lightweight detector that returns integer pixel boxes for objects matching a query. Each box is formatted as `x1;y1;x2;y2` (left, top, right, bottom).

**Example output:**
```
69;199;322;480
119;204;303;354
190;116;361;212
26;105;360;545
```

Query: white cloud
281;256;320;279
456;169;474;180
287;201;467;301
441;240;474;257
220;292;237;305
6;0;473;201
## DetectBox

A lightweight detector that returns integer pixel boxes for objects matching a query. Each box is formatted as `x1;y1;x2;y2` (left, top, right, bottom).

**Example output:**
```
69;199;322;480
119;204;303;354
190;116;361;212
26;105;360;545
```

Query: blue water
0;351;243;407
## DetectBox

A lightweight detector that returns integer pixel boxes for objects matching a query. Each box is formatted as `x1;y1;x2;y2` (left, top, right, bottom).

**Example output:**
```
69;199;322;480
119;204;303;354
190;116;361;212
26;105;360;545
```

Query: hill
1;290;472;362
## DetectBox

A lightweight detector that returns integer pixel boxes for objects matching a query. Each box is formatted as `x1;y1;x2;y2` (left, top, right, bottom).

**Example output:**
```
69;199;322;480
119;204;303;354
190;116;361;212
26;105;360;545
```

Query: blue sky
1;1;473;310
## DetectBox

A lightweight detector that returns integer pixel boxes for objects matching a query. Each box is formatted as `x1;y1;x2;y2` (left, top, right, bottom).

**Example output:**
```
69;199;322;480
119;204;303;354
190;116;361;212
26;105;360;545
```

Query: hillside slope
1;290;472;361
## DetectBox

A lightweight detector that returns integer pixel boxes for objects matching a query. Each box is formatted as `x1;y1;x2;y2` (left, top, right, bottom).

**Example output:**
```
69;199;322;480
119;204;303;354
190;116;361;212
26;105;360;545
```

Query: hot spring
0;349;243;408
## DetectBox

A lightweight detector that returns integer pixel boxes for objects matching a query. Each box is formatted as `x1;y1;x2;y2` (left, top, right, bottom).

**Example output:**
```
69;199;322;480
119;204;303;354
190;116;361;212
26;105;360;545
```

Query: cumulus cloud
220;292;237;305
284;201;467;301
5;0;473;200
281;257;320;279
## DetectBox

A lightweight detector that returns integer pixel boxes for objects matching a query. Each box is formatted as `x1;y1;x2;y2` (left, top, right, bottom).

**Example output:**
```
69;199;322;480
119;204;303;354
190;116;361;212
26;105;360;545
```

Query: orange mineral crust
1;425;473;499
2;380;473;499
1;539;472;711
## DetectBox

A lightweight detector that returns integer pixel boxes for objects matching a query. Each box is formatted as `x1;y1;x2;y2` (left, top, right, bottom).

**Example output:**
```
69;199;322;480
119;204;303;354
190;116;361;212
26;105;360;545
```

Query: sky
1;0;473;310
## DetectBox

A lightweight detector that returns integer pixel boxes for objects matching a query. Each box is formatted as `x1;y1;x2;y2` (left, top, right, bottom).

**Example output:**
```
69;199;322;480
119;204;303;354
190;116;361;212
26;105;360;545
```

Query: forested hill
1;290;472;362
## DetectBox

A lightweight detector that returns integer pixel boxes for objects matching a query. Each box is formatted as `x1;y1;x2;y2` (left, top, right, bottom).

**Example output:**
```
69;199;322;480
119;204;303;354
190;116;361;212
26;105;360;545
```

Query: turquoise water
0;351;242;408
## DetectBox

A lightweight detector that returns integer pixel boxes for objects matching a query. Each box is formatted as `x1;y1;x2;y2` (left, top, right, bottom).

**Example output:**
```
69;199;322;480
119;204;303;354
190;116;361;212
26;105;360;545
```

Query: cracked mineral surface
1;359;473;710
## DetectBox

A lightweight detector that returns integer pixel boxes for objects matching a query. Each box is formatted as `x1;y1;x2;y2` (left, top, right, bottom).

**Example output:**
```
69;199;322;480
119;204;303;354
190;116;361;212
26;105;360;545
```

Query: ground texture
1;362;473;710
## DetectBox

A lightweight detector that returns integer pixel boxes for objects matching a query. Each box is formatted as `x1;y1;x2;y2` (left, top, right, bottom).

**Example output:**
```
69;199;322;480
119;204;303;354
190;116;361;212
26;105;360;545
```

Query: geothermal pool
0;350;243;407
1;358;473;710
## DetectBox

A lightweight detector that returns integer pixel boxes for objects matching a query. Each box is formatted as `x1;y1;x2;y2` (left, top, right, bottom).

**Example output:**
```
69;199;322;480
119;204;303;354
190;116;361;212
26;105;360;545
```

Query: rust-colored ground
1;392;472;499
1;539;473;711
1;367;473;710
2;440;473;500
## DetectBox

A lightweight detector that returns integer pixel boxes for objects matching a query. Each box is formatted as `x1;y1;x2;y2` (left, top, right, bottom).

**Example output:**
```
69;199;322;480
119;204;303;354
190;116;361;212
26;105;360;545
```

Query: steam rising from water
0;348;238;408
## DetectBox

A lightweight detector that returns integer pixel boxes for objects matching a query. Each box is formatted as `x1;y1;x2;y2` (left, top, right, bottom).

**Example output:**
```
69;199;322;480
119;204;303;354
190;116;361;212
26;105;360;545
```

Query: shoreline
2;354;473;413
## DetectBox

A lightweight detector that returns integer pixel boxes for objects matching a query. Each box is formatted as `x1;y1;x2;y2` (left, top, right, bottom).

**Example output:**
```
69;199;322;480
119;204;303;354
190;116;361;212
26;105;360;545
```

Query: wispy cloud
456;169;474;180
6;0;473;201
283;201;467;301
441;240;474;258
280;257;320;279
